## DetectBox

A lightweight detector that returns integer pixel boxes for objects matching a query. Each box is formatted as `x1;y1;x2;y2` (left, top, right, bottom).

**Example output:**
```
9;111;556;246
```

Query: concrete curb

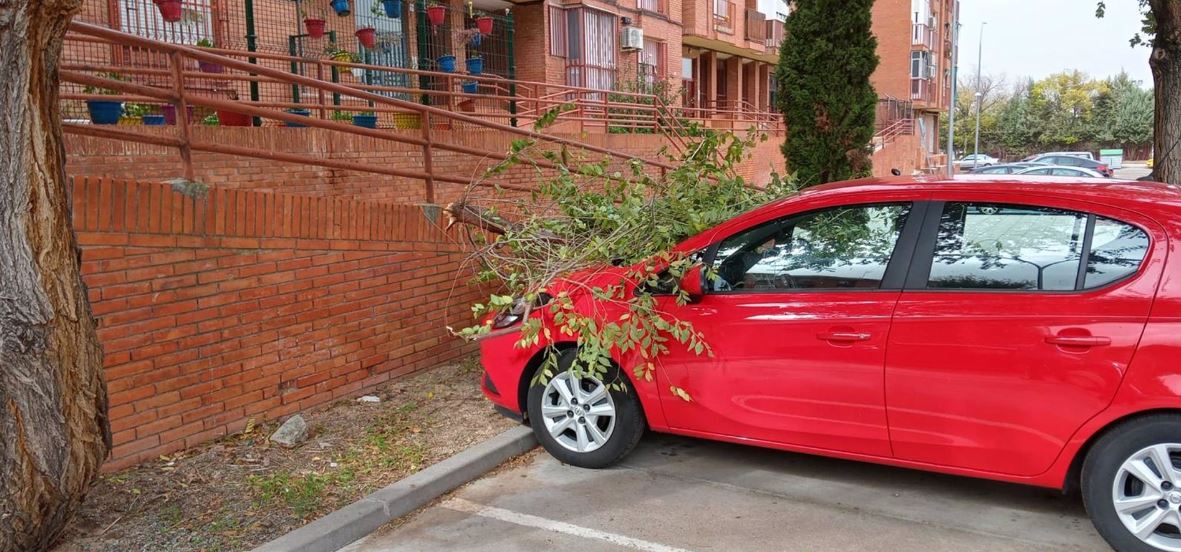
250;425;537;552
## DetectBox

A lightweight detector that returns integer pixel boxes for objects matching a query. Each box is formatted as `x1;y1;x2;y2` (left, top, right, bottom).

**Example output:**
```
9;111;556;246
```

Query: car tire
1082;414;1181;552
527;349;645;469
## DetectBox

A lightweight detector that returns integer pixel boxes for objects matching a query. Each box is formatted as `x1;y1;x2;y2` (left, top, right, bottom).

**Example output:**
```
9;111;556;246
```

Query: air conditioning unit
621;26;644;51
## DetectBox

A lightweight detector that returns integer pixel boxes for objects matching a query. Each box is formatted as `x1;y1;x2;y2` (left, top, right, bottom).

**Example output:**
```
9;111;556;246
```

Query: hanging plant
426;2;447;26
475;14;493;35
152;0;184;22
464;56;483;75
301;6;328;38
372;0;402;18
355;27;377;48
437;54;456;72
453;27;481;47
329;0;351;16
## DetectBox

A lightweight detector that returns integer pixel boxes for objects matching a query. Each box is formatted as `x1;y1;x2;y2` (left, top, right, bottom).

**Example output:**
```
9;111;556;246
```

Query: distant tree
1097;0;1180;182
774;0;879;187
1028;70;1107;148
1091;72;1154;147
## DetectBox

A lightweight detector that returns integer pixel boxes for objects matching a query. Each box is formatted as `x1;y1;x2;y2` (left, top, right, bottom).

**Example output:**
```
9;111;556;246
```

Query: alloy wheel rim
540;371;616;453
1113;443;1181;551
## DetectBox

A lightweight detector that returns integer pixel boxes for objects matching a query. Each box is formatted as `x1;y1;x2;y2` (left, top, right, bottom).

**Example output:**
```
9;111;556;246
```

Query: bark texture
1151;0;1181;184
0;2;111;551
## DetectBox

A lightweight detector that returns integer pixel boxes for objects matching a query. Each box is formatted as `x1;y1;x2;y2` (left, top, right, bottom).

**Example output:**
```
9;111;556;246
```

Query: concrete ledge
250;425;537;552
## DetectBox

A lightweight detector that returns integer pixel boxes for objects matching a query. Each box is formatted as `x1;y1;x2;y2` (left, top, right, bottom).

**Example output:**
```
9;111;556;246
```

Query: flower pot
162;104;195;125
119;116;142;126
352;114;378;128
350;67;365;79
154;0;183;22
356;27;377;48
217;109;251;127
437;55;456;72
304;18;327;38
285;108;311;127
381;0;401;17
330;0;351;16
469;33;481;46
198;60;224;73
426;4;446;26
142;114;167;126
461;81;478;94
393;113;421;129
475;16;494;35
86;100;123;125
465;57;483;75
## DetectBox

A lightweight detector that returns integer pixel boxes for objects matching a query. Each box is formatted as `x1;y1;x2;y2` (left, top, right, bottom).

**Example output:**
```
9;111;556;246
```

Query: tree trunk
0;2;111;551
1151;0;1181;184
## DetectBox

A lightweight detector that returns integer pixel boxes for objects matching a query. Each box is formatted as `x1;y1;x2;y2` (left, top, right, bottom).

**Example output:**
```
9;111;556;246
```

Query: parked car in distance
968;162;1047;174
1014;165;1106;178
1024;151;1096;161
954;154;1000;168
480;176;1181;552
1026;154;1113;176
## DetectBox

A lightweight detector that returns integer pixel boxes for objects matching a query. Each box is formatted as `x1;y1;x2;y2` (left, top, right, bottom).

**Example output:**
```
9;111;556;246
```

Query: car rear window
1085;217;1149;288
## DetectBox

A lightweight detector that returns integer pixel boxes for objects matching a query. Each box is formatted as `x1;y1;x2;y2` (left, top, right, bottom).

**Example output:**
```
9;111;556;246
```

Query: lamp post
946;1;960;177
972;21;986;169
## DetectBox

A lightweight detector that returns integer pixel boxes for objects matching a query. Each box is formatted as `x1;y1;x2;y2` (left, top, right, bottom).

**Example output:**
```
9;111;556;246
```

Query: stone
270;414;308;447
357;395;381;403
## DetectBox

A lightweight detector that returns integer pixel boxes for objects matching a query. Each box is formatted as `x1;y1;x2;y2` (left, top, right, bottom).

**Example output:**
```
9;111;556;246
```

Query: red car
479;175;1181;552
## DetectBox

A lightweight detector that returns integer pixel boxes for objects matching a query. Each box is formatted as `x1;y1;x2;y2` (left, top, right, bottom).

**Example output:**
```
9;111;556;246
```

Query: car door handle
1045;335;1112;347
817;331;872;342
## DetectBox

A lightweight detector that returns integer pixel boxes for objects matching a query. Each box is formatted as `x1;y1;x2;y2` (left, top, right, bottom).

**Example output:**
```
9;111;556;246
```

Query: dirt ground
53;358;515;552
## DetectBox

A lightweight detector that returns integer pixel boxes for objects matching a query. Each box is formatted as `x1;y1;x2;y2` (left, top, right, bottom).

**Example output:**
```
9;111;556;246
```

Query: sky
956;0;1154;87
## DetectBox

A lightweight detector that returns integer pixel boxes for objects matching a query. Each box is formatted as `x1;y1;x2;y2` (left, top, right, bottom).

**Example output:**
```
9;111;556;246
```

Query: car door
884;195;1163;476
656;198;925;457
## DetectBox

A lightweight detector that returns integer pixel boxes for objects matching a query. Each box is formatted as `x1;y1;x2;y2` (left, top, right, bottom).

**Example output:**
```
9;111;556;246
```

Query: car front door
656;198;924;457
885;196;1164;476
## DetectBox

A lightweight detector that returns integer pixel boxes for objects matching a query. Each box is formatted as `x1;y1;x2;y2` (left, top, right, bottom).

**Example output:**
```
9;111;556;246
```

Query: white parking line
441;497;694;552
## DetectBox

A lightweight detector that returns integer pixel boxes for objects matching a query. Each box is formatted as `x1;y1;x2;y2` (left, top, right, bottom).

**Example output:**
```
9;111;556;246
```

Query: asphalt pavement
341;433;1108;552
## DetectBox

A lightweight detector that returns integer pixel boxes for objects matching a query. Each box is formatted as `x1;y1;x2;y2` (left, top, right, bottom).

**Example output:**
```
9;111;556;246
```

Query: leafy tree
1028;70;1108;148
774;0;879;187
1091;72;1154;147
0;1;111;550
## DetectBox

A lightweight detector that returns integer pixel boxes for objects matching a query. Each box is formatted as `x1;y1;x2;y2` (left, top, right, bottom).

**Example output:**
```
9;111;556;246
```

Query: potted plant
122;103;153;125
302;6;327;38
355;26;377;48
326;45;364;78
372;0;401;18
352;111;378;128
216;91;251;126
285;107;312;127
83;72;125;125
330;0;351;16
152;0;184;22
194;38;225;73
465;56;483;75
474;12;494;35
426;1;447;26
436;54;456;72
461;81;478;94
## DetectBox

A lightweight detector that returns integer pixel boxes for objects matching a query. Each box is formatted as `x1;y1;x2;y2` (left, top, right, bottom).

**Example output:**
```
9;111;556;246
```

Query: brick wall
73;176;484;469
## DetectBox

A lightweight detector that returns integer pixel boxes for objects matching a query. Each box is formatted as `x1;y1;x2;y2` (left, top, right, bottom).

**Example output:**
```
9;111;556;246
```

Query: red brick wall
73;176;483;469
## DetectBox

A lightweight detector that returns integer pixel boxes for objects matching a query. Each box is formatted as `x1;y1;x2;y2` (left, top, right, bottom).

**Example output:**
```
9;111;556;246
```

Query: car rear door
884;194;1165;476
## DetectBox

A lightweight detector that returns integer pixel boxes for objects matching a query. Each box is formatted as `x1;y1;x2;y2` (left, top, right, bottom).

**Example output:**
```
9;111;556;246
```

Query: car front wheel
527;349;644;469
1083;415;1181;551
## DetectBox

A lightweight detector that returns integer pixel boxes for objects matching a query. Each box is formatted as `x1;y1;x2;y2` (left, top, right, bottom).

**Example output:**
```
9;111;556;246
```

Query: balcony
912;23;935;50
765;19;784;50
639;0;664;14
911;77;934;103
713;0;735;34
745;9;767;43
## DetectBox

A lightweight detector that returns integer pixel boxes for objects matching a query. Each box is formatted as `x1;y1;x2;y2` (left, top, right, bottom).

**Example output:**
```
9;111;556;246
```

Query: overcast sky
956;0;1154;87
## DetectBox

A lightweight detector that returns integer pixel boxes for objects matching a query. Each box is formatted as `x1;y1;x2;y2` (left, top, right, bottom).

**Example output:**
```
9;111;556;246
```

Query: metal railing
912;23;936;49
745;9;767;42
61;21;680;203
713;0;735;34
765;19;785;50
910;77;935;103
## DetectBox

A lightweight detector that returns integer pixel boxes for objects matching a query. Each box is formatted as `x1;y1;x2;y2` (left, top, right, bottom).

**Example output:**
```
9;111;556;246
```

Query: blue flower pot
142;114;166;126
285;108;311;127
465;57;483;75
462;81;478;94
437;55;456;72
470;33;481;46
353;114;378;128
330;0;350;15
382;0;401;17
86;100;123;125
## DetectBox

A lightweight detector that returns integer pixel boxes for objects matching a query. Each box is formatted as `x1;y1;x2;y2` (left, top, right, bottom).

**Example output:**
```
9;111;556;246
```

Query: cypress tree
775;0;880;186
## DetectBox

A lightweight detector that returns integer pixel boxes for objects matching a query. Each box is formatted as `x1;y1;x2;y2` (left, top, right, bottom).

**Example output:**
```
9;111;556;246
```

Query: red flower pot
217;109;251;127
426;5;446;26
475;16;493;35
154;0;183;22
304;18;326;38
355;27;377;48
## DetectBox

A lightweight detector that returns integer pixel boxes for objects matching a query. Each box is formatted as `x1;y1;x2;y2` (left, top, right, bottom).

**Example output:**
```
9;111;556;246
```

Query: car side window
1051;168;1080;176
1025;168;1051;175
927;203;1086;291
709;203;911;292
1085;217;1149;288
980;166;1007;174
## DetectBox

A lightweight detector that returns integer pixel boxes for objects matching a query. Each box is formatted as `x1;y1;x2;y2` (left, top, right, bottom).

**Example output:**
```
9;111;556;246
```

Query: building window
564;8;617;90
639;0;663;14
118;0;212;44
548;6;568;57
910;50;933;78
639;39;665;88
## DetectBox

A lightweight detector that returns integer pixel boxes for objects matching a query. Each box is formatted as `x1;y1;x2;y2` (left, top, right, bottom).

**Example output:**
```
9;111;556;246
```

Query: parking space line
441;497;693;552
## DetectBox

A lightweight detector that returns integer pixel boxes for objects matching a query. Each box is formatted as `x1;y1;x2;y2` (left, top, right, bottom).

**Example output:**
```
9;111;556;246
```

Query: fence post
169;51;196;182
421;111;436;203
245;0;261;126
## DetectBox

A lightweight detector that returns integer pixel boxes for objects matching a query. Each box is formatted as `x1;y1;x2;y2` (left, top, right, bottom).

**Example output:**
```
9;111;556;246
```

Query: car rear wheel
527;349;644;468
1083;415;1181;551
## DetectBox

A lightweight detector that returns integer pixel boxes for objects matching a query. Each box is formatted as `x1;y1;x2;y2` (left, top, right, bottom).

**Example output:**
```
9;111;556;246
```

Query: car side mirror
679;264;705;301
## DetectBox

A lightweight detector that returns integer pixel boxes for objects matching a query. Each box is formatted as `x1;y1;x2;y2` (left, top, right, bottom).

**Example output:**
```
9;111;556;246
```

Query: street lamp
972;21;986;169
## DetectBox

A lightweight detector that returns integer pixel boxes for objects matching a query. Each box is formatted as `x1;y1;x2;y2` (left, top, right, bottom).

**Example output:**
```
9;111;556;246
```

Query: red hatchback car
479;176;1181;552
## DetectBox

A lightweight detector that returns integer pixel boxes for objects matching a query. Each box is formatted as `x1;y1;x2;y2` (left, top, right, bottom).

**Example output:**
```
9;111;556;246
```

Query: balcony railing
765;19;785;50
911;77;935;103
912;23;935;49
745;9;767;43
713;0;735;34
639;0;664;14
